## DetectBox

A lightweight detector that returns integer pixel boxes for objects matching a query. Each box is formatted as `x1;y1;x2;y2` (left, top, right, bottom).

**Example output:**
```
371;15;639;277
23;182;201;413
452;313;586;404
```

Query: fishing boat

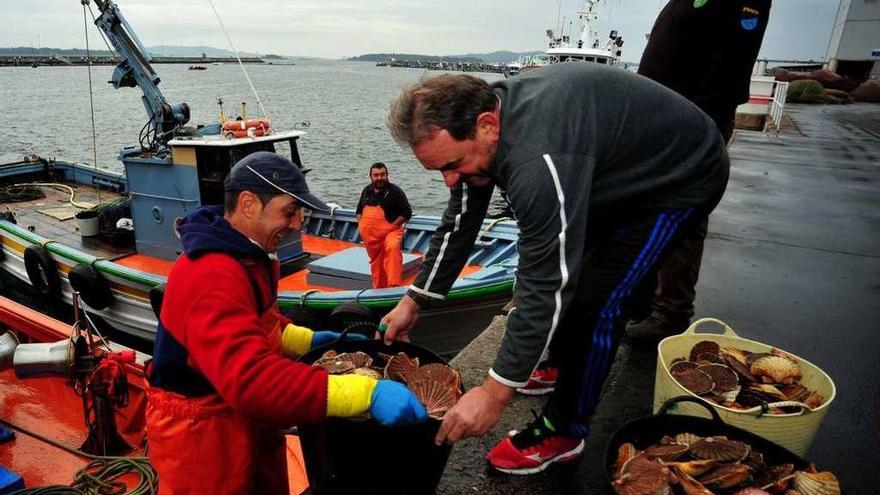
0;0;517;357
520;0;625;74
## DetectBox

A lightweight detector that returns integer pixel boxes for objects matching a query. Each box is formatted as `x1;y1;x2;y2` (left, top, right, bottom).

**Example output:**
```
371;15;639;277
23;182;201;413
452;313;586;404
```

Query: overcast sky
5;0;838;62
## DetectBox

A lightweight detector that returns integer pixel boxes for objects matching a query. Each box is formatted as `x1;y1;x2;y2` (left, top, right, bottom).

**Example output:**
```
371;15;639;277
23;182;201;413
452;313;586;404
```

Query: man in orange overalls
356;162;412;288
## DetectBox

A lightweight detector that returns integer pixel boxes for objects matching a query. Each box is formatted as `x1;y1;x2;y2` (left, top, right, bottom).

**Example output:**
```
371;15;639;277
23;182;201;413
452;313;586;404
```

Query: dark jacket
409;63;729;386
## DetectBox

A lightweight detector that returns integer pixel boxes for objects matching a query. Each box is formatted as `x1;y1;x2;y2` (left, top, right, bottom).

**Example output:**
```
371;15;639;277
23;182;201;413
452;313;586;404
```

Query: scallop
666;459;714;477
745;352;772;366
669;361;698;374
792;471;840;495
673;432;702;448
383;352;420;382
351;367;381;379
698;463;751;490
731;489;771;495
313;357;356;374
642;443;689;462
750;355;802;384
689;341;721;362
723;354;758;383
696;363;739;393
407;377;458;419
720;346;750;366
690;437;750;462
695;352;724;365
803;391;824;409
613;443;640;479
780;383;810;402
672;368;714;395
612;455;672;495
336;351;373;368
412;363;462;389
668;465;714;495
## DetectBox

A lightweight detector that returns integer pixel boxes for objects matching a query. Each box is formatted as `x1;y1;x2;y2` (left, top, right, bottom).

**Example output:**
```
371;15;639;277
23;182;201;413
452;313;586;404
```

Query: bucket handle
739;400;810;417
682;318;741;338
658;396;725;425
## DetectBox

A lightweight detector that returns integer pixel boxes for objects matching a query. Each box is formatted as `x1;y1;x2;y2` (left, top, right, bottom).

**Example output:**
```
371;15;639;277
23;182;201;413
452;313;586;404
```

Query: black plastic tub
297;327;456;495
604;396;810;486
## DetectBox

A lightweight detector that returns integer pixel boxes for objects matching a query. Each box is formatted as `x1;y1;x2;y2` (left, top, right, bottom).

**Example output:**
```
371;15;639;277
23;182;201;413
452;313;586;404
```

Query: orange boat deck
0;296;310;493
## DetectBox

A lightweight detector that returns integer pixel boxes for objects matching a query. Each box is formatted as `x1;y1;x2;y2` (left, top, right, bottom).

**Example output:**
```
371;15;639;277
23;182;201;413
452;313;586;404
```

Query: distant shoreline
0;55;268;67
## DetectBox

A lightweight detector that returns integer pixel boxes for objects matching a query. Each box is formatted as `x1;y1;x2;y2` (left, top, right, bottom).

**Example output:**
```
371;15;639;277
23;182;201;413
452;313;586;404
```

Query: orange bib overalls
358;205;404;288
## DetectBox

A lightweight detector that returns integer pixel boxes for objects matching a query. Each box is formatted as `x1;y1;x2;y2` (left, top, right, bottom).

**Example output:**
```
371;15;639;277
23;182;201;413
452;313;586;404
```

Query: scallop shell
642;443;689;462
745;352;772;367
669;361;698;374
666;459;714;477
320;350;338;359
672;368;714;395
720;346;750;366
336;351;373;368
613;443;639;479
780;383;810;402
769;348;799;363
668;465;714;495
690;437;750;462
803;391;824;409
695;352;724;365
407;377;457;419
313;357;356;374
612;455;672;495
698;463;751;490
696;363;739;393
412;363;462;389
731;488;771;495
739;384;789;406
761;463;795;492
689;341;721;362
792;471;840;495
750;356;802;384
673;432;702;448
384;353;420;382
351;367;382;379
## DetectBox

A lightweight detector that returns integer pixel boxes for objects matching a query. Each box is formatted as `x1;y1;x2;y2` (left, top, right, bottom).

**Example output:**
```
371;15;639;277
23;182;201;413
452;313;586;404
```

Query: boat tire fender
23;245;62;301
282;304;326;329
328;301;378;329
68;264;114;310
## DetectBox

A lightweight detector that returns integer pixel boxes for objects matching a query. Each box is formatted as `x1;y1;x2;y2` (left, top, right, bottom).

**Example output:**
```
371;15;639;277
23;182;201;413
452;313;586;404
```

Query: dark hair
369;162;387;175
224;190;281;214
387;74;497;146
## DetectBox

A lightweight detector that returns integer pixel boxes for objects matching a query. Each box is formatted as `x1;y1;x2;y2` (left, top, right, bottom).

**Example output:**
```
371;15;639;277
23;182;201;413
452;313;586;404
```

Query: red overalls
358;205;404;288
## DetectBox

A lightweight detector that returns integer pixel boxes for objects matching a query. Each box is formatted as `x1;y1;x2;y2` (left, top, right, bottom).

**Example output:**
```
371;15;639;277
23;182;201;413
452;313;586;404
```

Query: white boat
521;0;624;74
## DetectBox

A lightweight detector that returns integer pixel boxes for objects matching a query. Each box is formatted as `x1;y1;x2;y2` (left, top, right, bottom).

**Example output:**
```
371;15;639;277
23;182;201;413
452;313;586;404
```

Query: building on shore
825;0;880;78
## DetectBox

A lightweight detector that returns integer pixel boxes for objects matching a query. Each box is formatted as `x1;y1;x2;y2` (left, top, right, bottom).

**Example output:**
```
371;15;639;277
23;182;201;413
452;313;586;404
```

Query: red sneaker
486;415;584;475
516;366;558;395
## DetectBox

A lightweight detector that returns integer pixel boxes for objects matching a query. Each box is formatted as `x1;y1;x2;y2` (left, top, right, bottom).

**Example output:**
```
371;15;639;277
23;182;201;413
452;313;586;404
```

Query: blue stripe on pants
568;208;693;437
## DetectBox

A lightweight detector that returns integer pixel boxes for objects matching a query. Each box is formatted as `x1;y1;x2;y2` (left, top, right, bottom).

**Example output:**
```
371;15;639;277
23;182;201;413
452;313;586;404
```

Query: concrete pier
436;103;880;495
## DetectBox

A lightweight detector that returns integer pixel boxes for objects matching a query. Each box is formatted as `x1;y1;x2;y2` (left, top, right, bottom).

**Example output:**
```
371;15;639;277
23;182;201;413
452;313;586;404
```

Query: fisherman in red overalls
356;162;412;288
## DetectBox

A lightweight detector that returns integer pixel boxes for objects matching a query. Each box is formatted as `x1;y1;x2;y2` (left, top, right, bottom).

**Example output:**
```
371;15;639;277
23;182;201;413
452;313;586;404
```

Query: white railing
766;80;789;133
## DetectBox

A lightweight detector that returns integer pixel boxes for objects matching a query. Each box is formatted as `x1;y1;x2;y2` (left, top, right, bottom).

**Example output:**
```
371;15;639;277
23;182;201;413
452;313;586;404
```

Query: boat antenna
82;0;101;204
206;0;270;121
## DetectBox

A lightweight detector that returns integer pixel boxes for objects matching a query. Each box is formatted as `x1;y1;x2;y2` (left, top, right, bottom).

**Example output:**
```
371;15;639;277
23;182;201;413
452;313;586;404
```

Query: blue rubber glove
311;330;369;348
369;380;428;426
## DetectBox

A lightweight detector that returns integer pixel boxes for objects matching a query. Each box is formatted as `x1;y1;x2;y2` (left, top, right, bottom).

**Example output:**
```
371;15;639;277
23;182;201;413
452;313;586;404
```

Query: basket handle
682;318;741;338
739;400;810;417
658;396;725;425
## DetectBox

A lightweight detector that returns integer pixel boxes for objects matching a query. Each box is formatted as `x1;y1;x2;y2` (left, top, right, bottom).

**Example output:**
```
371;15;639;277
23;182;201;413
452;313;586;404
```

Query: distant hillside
0;45;284;59
350;50;543;64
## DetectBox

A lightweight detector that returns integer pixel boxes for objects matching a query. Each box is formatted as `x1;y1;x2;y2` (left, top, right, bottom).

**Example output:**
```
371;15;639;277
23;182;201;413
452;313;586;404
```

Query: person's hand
380;295;420;345
311;330;369;348
435;378;513;445
370;380;428;426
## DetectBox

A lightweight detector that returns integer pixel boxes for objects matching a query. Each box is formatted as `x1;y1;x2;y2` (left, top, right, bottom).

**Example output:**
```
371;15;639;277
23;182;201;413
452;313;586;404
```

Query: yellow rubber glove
326;374;378;418
281;323;314;358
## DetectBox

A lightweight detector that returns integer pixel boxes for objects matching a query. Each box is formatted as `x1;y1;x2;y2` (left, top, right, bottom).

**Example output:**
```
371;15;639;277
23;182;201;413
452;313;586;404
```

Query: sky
4;0;839;62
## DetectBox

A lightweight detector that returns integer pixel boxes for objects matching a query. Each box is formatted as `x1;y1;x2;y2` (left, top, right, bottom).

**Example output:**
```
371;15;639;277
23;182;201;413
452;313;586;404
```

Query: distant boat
30;62;38;68
188;65;207;70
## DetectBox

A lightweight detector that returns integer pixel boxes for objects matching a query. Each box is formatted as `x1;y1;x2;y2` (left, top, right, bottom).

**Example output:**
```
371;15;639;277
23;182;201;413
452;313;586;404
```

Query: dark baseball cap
224;152;329;212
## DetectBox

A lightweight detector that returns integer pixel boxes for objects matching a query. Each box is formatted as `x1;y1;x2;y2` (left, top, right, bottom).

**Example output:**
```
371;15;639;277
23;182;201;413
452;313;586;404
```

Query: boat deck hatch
306;247;422;289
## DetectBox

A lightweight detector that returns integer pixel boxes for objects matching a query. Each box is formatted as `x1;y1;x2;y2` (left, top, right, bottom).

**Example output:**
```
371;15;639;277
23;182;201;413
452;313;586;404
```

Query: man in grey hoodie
381;63;729;474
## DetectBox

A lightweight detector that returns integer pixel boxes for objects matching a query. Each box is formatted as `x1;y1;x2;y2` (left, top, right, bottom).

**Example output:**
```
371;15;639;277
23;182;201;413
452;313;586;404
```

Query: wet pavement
436;103;880;495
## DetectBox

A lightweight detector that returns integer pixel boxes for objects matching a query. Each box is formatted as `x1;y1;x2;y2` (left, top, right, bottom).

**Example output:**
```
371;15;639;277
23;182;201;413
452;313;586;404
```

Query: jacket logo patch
693;0;709;7
740;16;758;30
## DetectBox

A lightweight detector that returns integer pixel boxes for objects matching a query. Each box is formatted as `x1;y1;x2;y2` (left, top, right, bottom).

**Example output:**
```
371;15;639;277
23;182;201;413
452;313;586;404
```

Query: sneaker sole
515;386;555;396
492;439;585;475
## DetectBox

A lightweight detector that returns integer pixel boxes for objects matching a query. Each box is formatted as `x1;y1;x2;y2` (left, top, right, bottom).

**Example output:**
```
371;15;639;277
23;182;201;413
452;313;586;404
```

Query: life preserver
221;118;271;131
23;245;62;301
223;127;268;139
68;264;114;310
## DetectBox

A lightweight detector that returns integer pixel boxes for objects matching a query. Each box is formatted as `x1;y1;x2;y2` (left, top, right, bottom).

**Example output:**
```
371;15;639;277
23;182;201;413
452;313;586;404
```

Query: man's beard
372;180;387;189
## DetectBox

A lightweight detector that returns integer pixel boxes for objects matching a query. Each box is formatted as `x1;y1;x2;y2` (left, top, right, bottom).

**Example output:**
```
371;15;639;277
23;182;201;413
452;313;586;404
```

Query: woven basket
653;318;836;457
